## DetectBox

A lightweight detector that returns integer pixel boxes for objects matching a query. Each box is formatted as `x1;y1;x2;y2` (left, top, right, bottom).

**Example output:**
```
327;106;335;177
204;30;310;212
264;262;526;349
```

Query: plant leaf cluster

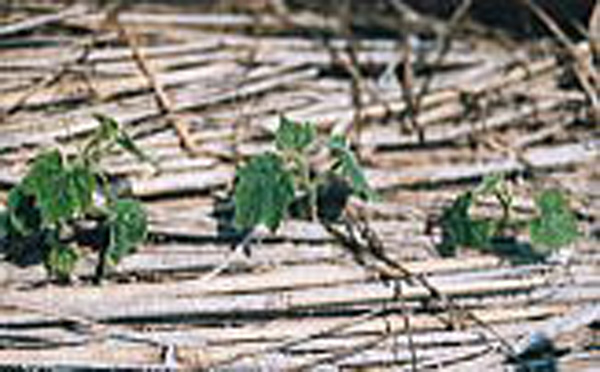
529;189;579;252
437;174;580;261
234;117;375;233
0;114;151;282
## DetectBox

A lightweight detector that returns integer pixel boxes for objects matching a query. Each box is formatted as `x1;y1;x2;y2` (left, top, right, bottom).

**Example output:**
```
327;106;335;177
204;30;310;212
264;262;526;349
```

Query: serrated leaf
234;153;295;232
7;186;41;236
107;199;147;264
328;135;375;201
275;116;316;153
529;189;578;251
22;150;77;226
45;240;78;280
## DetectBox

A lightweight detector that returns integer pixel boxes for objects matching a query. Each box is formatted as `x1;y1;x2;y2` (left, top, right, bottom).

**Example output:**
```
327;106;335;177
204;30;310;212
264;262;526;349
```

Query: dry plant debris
0;1;598;370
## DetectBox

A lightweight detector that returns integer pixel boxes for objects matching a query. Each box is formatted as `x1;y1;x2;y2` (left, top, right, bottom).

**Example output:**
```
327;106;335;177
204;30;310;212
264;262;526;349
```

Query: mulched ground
0;1;598;370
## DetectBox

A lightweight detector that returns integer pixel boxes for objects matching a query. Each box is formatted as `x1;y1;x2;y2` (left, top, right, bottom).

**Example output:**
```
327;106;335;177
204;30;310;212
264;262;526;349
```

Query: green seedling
233;116;375;236
437;174;580;262
0;114;152;282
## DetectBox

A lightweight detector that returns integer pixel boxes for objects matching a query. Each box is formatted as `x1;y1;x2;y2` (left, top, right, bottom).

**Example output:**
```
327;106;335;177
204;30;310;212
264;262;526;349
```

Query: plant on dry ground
437;173;580;262
234;117;580;263
0;114;152;282
233;116;375;235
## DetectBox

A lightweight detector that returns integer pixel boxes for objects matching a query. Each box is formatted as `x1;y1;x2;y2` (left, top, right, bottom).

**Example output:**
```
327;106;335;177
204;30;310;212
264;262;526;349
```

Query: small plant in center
233;116;375;238
0;114;152;283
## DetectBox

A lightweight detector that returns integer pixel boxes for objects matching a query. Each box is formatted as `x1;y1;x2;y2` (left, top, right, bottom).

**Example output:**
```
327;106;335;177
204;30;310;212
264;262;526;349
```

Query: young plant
0;114;152;282
437;174;580;262
233;116;375;237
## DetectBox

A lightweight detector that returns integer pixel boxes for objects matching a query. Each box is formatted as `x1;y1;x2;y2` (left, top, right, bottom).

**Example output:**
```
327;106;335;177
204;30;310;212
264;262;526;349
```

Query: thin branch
394;0;474;142
0;4;87;37
293;328;394;370
194;226;258;285
0;40;93;119
396;280;418;371
325;209;519;359
0;293;165;349
205;301;391;368
116;23;197;154
397;36;418;134
295;266;418;370
517;0;599;118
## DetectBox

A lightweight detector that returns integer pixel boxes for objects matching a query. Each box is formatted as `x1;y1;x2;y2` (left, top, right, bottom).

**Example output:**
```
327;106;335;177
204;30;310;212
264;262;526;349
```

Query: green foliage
234;153;295;232
107;199;148;264
437;175;580;261
21;150;91;226
45;238;79;282
276;116;316;153
474;173;504;196
529;189;579;251
329;135;376;202
68;163;97;215
0;114;151;282
233;117;375;235
437;191;496;256
6;186;41;236
86;113;157;167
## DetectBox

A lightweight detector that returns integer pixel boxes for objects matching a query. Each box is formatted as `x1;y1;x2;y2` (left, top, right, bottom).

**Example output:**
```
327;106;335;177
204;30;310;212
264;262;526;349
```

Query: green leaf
440;192;472;248
535;189;570;215
467;219;497;248
45;240;79;280
22;150;63;193
21;151;98;226
234;153;295;231
275;116;316;153
67;163;96;215
328;134;347;152
107;199;147;264
83;113;120;161
529;189;579;251
92;113;120;144
7;186;41;236
438;192;496;255
22;150;77;226
328;135;375;201
474;173;504;196
87;113;156;168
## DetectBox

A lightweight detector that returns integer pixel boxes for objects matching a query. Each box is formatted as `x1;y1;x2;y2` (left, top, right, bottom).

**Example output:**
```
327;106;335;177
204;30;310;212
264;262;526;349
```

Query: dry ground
0;1;598;370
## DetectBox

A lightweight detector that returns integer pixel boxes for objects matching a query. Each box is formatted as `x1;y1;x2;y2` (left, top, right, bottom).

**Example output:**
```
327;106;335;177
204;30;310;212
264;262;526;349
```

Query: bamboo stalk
0;65;318;151
0;4;88;37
